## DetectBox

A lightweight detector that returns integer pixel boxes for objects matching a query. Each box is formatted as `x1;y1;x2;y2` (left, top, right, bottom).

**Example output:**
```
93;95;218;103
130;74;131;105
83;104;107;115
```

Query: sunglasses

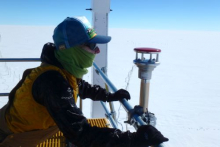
84;43;97;51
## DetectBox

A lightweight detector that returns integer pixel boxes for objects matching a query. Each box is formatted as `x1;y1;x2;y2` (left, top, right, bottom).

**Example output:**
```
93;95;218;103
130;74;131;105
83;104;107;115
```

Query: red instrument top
134;47;161;53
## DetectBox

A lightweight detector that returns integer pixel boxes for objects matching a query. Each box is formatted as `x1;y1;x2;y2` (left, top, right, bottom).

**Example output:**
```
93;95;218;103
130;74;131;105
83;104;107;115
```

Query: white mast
91;0;111;118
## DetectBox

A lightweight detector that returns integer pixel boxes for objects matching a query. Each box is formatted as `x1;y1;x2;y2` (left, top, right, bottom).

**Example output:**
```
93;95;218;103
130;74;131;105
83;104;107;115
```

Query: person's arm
32;70;88;144
78;79;130;102
32;71;168;146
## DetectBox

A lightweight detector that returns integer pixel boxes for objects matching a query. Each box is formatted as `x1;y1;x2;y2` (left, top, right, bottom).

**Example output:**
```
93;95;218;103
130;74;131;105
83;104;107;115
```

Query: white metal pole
91;0;111;118
139;79;150;111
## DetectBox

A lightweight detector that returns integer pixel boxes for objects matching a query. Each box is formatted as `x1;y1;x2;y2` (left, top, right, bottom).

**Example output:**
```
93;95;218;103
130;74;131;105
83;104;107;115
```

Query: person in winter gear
0;16;168;147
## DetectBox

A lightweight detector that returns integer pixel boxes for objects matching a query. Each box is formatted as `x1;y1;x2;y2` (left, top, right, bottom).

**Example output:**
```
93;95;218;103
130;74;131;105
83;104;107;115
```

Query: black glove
108;89;130;102
101;125;168;147
78;80;130;102
67;123;168;147
132;125;169;146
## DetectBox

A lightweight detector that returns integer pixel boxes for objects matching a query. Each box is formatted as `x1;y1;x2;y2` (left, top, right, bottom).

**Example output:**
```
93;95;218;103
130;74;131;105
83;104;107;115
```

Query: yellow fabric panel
6;65;78;133
36;118;110;147
61;69;79;103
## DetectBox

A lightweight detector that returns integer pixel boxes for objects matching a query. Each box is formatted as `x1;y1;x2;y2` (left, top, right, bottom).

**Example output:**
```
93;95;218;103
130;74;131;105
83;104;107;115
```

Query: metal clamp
124;105;157;129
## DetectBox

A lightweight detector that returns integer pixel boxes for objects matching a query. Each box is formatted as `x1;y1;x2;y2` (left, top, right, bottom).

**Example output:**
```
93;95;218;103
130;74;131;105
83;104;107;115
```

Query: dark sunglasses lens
86;43;97;50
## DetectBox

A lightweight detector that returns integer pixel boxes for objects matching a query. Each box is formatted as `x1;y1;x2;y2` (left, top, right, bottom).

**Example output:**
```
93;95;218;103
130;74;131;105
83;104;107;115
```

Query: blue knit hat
53;16;111;50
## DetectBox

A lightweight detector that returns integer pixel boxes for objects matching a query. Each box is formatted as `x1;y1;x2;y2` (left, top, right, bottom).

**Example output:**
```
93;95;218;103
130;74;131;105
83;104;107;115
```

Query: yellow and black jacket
6;64;79;133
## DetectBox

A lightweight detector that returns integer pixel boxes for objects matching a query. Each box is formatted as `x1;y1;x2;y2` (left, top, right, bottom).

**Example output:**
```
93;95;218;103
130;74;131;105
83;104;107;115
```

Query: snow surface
0;25;220;147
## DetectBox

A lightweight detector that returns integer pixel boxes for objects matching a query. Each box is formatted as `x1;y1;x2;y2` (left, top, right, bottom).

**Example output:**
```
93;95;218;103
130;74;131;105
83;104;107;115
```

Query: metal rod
93;62;146;126
156;54;159;62
141;53;144;60
150;54;152;61
0;58;41;62
109;102;117;122
105;84;117;123
0;93;9;96
100;101;118;129
139;79;150;112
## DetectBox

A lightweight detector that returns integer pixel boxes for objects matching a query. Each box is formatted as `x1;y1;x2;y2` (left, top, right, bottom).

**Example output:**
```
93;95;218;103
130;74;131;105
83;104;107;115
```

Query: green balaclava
54;46;95;78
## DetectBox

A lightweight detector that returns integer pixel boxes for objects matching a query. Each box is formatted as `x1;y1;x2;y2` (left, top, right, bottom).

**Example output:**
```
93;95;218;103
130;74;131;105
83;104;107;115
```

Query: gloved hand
132;125;169;146
73;124;168;147
108;89;131;102
78;80;130;102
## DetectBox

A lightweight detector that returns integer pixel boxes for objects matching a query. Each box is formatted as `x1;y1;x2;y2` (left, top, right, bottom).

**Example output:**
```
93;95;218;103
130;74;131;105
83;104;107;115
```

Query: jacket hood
40;42;63;68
